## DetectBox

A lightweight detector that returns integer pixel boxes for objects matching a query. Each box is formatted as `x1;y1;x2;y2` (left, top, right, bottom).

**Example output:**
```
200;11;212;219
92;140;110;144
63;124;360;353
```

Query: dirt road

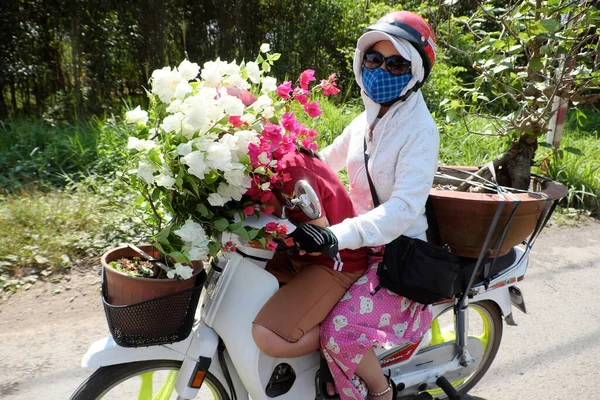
1;218;598;400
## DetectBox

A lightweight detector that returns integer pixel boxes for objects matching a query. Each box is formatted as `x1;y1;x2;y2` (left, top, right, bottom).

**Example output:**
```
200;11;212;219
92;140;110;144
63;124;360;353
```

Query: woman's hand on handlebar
292;223;339;258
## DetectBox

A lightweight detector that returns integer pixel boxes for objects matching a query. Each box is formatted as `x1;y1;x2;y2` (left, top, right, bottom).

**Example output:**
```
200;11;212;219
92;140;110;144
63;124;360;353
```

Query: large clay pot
102;245;201;306
429;166;568;258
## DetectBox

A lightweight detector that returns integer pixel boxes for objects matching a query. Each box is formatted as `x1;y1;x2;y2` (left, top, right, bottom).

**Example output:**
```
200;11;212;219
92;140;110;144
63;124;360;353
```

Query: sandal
368;376;397;398
317;355;339;399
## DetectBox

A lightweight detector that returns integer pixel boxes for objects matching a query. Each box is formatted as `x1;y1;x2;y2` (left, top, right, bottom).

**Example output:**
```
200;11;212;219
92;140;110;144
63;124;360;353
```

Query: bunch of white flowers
123;44;338;280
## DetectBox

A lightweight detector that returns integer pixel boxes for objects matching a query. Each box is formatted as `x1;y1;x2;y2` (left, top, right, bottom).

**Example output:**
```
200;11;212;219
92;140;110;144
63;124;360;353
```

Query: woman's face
371;40;401;73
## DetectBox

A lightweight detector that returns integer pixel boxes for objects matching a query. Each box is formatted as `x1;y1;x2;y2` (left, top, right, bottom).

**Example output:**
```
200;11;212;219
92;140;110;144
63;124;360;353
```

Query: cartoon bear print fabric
320;261;433;400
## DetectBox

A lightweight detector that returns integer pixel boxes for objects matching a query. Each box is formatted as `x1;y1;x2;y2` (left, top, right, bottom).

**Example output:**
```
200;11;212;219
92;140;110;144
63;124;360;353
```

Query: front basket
101;269;206;348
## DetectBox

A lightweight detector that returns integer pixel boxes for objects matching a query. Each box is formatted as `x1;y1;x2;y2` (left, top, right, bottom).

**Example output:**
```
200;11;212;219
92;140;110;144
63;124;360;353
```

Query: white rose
161;112;185;133
181;151;208;179
184;241;210;261
155;173;176;189
177;142;193;156
218;93;244;116
224;168;249;188
127;137;157;151
174;81;192;100
137;161;156;184
260;43;270;53
151;67;183;103
261;77;277;93
222;61;241;76
178;59;200;81
208;193;228;207
262;106;274;119
245;62;262;84
166;263;195;280
201;60;224;87
174;219;207;243
125;106;149;125
166;99;182;113
205;142;233;171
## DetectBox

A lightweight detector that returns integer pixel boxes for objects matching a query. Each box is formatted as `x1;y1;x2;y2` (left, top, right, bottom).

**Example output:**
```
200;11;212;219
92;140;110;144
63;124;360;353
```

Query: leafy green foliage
442;0;600;141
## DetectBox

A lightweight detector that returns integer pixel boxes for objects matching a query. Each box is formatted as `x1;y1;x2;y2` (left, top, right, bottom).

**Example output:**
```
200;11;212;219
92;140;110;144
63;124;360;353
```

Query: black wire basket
102;269;206;348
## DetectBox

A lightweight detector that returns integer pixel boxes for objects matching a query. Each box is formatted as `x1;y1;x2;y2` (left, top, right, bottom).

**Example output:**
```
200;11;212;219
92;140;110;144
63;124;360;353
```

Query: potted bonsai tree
427;0;598;256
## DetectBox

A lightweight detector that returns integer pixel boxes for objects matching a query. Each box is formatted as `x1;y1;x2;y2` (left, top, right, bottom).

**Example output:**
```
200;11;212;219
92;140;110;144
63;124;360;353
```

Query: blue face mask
361;67;413;104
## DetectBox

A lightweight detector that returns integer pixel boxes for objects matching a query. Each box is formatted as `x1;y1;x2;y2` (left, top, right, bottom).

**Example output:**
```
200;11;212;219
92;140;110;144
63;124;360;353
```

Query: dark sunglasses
363;50;411;76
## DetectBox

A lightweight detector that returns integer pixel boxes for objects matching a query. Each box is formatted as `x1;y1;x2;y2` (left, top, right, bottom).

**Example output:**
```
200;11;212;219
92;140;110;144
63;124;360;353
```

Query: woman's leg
253;264;363;358
354;349;392;400
252;324;320;358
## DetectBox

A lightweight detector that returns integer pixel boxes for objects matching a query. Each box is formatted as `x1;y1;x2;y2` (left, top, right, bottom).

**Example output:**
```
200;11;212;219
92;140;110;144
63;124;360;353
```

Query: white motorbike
71;180;544;400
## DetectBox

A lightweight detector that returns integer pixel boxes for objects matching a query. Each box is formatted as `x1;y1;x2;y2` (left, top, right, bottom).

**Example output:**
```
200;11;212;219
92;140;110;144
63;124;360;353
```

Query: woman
292;11;440;400
251;148;368;358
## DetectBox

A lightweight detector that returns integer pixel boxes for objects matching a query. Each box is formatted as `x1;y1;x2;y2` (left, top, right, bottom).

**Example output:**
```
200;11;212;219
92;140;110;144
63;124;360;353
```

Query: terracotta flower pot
102;245;202;306
429;166;568;258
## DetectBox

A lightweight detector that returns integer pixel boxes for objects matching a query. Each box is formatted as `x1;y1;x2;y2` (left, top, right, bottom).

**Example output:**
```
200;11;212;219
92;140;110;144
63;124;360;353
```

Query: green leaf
491;39;506;49
208;241;222;257
492;64;510;74
539;19;561;33
204;171;220;185
576;109;588;126
228;221;244;230
248;229;259;240
169;251;189;263
214;218;229;231
538;142;553;149
529;58;543;72
196;203;209;217
563;146;584;156
232;227;251;240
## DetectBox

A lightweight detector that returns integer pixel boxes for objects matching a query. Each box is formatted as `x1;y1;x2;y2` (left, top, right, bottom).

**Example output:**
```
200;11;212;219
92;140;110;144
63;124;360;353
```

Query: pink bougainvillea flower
266;240;278;251
228;115;245;127
243;205;256;215
265;222;279;232
321;80;340;96
277;81;293;99
260;191;275;203
263;122;283;142
282;172;292;182
222;241;237;253
262;205;275;215
275;224;288;235
301;137;314;148
299;69;316;90
307;128;318;137
281;112;300;133
284;237;295;247
304;101;322;117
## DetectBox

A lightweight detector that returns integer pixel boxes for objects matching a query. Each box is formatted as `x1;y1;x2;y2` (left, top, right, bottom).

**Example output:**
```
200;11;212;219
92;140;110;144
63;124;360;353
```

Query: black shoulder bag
364;138;460;305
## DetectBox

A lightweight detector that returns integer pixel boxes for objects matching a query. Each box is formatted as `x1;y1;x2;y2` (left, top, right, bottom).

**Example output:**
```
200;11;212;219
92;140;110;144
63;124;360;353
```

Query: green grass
0;179;148;291
0;117;128;191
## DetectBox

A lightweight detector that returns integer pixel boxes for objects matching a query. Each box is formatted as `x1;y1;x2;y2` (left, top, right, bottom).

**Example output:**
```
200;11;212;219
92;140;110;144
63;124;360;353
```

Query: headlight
204;256;229;298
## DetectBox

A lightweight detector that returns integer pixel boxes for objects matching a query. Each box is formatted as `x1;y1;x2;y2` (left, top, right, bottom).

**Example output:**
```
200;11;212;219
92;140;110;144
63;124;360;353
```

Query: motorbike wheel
70;359;230;400
424;300;503;399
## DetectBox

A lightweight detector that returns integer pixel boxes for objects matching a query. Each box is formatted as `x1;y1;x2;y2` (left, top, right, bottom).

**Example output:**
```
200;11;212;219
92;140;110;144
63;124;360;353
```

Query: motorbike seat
456;248;517;292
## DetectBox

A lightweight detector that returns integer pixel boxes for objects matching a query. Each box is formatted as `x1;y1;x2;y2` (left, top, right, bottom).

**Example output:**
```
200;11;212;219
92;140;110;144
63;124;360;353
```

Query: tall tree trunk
0;81;7;120
71;13;83;123
10;81;17;117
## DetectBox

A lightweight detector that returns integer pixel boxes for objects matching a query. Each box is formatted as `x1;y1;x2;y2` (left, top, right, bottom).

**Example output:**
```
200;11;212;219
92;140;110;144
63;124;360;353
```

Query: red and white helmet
365;11;437;84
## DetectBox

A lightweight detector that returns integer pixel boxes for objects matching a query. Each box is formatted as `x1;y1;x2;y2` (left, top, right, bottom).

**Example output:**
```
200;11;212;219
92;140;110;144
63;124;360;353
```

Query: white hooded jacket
320;36;440;250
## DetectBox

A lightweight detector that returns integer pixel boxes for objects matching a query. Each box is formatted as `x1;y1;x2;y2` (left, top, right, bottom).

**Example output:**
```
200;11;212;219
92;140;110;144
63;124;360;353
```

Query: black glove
292;223;339;257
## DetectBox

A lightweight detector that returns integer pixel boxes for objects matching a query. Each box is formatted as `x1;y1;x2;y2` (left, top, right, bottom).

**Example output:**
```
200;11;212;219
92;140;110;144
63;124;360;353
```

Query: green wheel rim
425;305;494;396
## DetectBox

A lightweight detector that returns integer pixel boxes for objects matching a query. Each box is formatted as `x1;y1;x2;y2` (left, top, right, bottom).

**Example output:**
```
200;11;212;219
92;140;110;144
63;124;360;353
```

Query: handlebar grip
321;244;339;258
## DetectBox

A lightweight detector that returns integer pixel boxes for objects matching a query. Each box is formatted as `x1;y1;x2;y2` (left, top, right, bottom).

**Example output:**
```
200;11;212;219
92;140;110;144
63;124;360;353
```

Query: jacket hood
353;32;425;127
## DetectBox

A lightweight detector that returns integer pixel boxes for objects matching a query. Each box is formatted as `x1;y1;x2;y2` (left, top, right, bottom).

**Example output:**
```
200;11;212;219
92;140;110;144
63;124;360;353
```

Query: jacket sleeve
329;127;439;250
319;123;353;173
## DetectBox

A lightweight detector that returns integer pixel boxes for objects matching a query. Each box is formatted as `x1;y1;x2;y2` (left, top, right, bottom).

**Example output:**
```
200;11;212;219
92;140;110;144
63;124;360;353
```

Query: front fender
82;320;217;369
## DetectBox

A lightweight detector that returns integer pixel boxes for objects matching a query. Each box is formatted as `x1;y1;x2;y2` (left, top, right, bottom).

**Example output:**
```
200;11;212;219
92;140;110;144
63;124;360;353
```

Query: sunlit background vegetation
1;0;598;291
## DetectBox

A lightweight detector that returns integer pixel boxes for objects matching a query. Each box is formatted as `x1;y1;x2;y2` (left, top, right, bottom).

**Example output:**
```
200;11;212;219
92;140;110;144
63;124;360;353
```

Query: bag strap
364;137;443;246
363;137;381;208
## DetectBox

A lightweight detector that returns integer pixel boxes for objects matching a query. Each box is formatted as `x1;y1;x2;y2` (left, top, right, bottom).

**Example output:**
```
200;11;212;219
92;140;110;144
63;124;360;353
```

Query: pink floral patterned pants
319;257;433;400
